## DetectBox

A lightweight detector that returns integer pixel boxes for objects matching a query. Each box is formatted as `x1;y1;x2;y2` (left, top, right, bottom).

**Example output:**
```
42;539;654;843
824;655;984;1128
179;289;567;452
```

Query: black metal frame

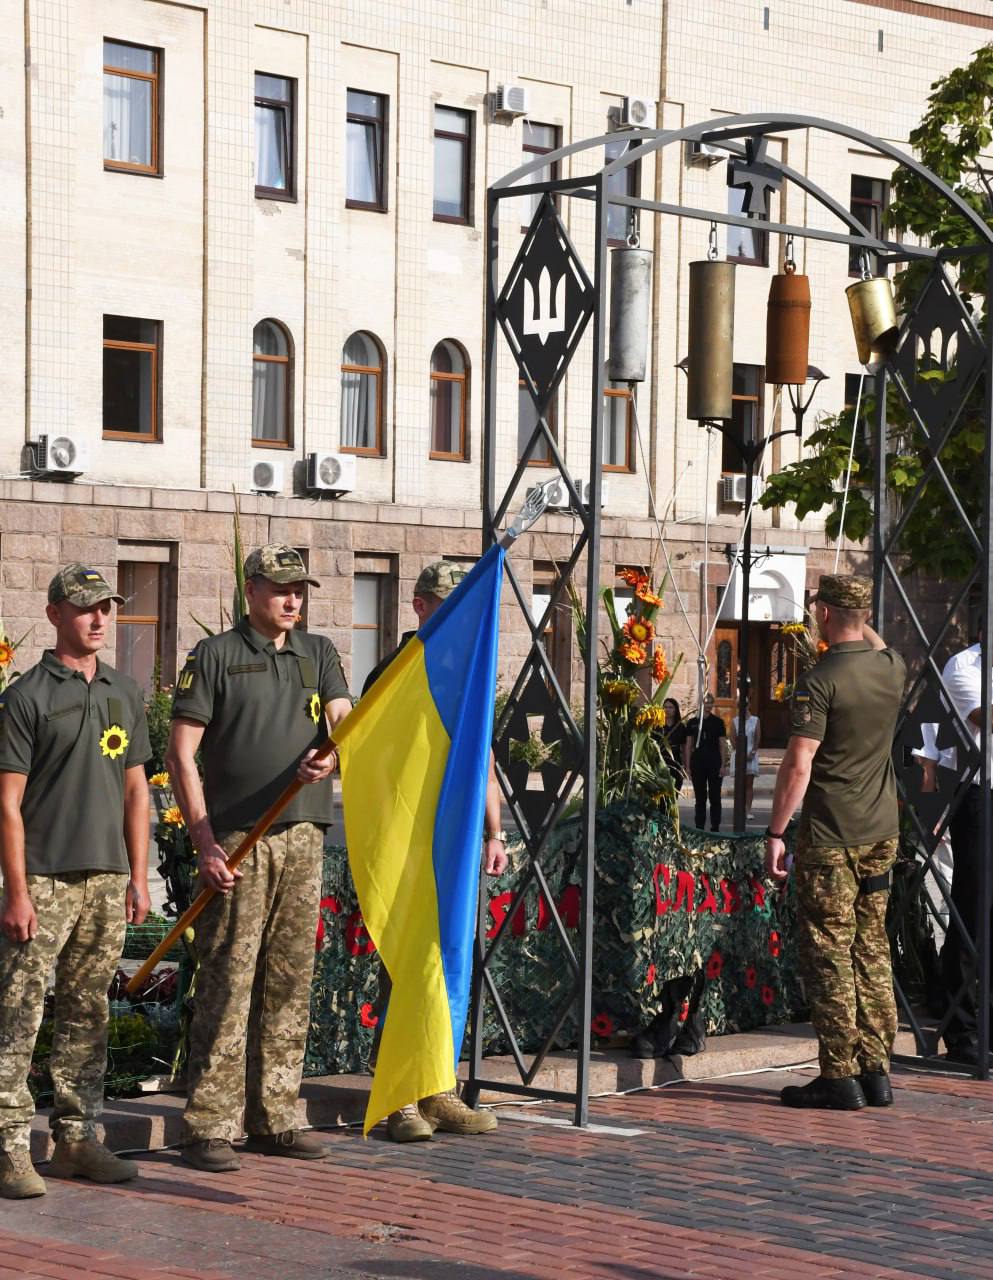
467;114;993;1126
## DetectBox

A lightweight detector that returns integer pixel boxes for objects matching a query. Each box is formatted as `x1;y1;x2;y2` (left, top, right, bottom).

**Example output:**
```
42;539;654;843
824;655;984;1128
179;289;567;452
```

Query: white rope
832;368;867;574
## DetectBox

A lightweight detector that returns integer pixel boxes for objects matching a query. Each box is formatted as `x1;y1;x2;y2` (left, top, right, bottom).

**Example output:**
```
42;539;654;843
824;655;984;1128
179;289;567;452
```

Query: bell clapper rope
832;370;867;573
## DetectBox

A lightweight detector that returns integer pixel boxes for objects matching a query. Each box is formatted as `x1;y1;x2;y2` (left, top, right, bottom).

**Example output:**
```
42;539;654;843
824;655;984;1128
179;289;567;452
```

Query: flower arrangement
771;617;828;702
571;567;683;817
0;622;32;693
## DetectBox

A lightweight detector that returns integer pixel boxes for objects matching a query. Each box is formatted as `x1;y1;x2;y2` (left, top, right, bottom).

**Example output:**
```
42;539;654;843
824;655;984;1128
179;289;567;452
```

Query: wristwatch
484;829;508;843
764;827;786;840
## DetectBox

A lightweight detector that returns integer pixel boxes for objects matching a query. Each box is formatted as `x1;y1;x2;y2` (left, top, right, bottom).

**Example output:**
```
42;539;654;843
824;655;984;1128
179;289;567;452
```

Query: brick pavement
2;1065;993;1279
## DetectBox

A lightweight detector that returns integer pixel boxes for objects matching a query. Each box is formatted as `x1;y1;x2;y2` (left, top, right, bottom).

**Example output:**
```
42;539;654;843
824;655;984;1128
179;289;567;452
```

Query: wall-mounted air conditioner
31;434;89;479
686;139;723;166
619;95;654;129
542;473;609;511
495;84;530;117
306;451;356;496
250;459;284;494
722;474;750;505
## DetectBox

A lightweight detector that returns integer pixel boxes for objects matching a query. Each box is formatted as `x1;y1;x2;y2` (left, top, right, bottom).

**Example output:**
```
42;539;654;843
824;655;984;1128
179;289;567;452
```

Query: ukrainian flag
336;545;505;1134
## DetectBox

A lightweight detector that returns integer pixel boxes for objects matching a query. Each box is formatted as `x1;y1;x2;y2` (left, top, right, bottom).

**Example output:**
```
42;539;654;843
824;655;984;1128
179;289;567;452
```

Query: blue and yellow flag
336;545;505;1134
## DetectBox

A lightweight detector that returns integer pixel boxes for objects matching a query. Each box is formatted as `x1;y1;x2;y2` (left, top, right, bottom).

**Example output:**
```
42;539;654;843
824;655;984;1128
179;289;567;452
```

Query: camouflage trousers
184;823;324;1142
0;872;127;1152
794;836;898;1079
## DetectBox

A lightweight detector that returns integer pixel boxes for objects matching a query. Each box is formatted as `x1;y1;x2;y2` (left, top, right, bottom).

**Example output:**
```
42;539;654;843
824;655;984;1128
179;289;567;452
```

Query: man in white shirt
940;639;991;1066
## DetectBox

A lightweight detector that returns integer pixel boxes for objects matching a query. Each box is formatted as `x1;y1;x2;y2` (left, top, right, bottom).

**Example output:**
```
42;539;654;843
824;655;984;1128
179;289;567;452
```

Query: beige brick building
0;0;989;741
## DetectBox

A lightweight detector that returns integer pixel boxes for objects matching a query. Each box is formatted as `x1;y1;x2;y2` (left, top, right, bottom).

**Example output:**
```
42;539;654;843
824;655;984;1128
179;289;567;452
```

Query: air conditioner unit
686;139;723;166
495;84;530;117
32;433;89;479
306;451;356;496
721;473;750;505
250;459;284;495
542;474;609;511
619;95;654;129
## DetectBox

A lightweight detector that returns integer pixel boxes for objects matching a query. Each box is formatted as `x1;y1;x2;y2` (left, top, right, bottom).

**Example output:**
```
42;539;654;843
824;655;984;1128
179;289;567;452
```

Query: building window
429;341;469;460
532;561;572;699
727;183;769;266
849;175;889;276
252;320;293;447
352;573;386;694
722;365;763;473
605;137;640;244
518;383;558;465
433;106;473;223
346;89;388;210
522;121;561;225
116;551;176;693
844;372;864;410
103;41;160;174
255;73;295;199
603;382;634;472
340;331;385;455
103;315;160;440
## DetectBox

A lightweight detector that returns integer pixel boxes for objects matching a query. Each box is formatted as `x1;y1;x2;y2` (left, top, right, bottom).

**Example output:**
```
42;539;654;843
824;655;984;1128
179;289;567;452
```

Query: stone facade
0;0;988;716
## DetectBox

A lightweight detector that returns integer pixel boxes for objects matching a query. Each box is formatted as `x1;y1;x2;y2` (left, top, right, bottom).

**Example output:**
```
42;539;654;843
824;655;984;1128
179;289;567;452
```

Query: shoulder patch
176;668;196;694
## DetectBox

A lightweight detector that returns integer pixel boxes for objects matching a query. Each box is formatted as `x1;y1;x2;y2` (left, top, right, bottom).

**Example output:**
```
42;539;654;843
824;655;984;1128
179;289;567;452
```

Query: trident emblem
522;266;566;346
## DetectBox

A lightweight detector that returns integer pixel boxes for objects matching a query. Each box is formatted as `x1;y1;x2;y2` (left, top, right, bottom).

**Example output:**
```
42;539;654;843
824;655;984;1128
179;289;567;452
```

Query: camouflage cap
243;544;320;588
414;561;467;600
47;563;124;608
813;573;872;609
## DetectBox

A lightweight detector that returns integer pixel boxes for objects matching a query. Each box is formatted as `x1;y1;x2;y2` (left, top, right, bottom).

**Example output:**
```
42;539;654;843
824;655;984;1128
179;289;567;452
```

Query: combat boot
419;1089;497;1135
181;1139;241;1173
0;1150;46;1199
48;1138;138;1183
859;1068;894;1107
244;1130;329;1160
780;1076;867;1111
387;1103;434;1143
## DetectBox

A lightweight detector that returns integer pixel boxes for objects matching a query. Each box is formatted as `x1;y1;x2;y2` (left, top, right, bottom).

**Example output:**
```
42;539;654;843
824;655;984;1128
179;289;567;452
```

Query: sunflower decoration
635;583;664;608
161;806;185;827
603;679;638;707
652;647;669;683
623;615;654;646
99;725;129;760
634;704;666;731
0;642;14;668
308;692;322;725
617;567;649;590
618;639;647;666
149;771;170;788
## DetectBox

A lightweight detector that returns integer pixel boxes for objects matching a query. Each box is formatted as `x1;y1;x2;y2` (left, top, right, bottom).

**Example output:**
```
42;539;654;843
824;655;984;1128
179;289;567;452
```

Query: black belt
860;871;891;895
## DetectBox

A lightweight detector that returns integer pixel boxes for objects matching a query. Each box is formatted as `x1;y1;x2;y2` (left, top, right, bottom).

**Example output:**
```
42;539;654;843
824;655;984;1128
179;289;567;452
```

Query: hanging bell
607;246;653;383
765;262;811;386
686;259;735;421
846;276;898;368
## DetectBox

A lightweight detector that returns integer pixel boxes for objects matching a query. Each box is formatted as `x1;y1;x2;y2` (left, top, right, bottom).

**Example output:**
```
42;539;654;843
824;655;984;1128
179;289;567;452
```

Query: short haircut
830;604;870;628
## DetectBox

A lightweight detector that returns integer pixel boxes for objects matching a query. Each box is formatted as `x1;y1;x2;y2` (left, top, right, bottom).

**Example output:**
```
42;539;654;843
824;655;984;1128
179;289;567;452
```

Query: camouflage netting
304;805;804;1076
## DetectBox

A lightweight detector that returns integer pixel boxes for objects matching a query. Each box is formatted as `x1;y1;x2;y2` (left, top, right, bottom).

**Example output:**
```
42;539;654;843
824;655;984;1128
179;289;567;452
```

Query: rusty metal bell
686;259;735;421
765;263;811;385
846;276;898;368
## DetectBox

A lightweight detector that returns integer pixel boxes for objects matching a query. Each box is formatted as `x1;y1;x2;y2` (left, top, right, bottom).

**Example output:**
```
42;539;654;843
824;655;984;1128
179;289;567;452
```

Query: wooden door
710;626;739;730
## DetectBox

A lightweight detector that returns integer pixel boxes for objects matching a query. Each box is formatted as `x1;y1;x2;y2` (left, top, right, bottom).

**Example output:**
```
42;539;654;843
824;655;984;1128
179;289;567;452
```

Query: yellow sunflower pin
99;725;129;760
308;693;322;725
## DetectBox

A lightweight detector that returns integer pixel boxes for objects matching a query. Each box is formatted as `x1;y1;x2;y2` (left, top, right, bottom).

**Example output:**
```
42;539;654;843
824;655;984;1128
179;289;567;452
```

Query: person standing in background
730;694;762;820
682;693;730;832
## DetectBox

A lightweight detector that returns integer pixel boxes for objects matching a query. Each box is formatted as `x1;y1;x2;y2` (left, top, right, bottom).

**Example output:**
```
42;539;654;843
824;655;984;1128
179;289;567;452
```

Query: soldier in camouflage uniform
0;565;152;1197
766;574;905;1111
167;545;352;1173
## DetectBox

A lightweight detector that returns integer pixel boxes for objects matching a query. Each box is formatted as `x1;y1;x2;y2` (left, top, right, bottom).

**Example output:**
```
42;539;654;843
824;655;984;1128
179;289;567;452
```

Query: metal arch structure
467;113;993;1126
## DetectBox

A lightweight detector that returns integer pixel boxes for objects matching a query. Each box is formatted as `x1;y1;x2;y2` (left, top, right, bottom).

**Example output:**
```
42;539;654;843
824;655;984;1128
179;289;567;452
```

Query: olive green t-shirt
0;652;151;875
171;619;351;834
790;639;906;846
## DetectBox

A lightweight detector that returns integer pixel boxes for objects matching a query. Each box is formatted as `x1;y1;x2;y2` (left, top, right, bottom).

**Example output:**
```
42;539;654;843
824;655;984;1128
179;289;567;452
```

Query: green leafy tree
759;44;993;578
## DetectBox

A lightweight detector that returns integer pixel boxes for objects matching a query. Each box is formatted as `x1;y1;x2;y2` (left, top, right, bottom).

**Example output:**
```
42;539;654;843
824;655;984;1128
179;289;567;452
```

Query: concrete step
27;1022;921;1159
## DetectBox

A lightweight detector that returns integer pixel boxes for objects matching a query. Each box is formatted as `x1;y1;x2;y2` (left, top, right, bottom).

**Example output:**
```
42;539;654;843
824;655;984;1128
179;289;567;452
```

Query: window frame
428;341;470;462
433;106;474;226
848;175;889;277
518;381;558;467
102;316;162;443
252;319;294;450
722;364;764;475
605;137;641;247
521;121;561;229
340;331;386;457
602;384;635;473
115;553;177;692
345;88;389;212
726;183;769;267
103;39;162;177
254;72;297;202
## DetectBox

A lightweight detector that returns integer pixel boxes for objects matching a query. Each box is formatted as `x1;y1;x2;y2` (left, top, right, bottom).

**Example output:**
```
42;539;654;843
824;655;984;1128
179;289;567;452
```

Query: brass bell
686;259;735;421
846;276;898;368
765;263;811;385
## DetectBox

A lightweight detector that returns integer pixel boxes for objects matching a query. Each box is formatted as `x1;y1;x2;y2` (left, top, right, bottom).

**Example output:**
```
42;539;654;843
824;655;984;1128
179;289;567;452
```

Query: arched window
340;331;385;455
429;340;468;460
252;320;292;446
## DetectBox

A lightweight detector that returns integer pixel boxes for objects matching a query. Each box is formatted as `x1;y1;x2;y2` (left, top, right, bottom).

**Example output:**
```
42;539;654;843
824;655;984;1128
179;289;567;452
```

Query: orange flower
0;643;13;667
653;650;669;683
623;616;654;646
619;640;647;665
635;585;664;608
617;567;648;589
817;640;829;653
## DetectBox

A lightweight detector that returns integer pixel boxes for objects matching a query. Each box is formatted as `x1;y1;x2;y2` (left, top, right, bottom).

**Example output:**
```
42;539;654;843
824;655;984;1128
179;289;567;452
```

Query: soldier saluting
0;564;152;1198
766;574;905;1111
166;545;352;1172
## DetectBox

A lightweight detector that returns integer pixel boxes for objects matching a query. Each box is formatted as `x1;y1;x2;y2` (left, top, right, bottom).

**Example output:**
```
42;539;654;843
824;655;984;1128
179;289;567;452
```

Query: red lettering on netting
696;873;718;914
486;891;527;939
719;879;742;914
749;877;766;909
315;895;342;949
673;869;696;913
345;909;377;957
653;863;673;915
